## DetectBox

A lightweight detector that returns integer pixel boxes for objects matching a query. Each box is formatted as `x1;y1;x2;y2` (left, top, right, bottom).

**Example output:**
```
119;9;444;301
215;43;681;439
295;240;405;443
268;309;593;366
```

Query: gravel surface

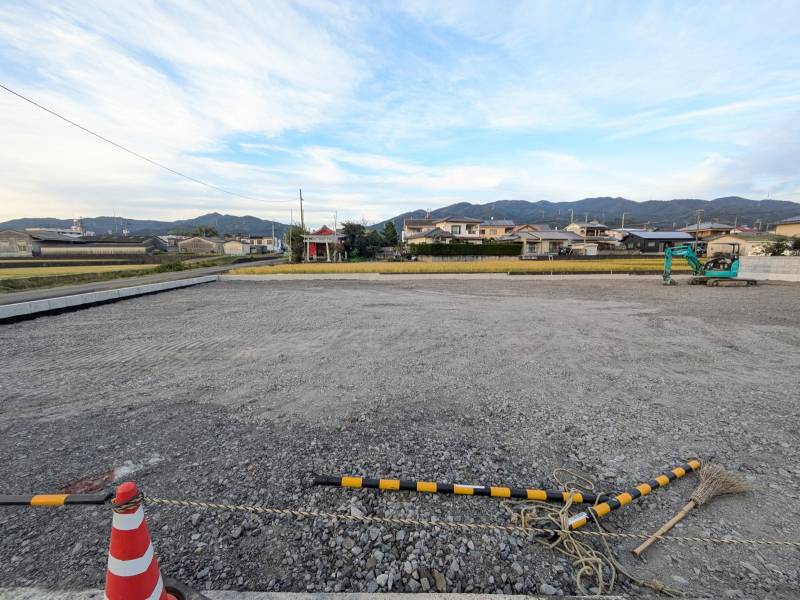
1;279;798;598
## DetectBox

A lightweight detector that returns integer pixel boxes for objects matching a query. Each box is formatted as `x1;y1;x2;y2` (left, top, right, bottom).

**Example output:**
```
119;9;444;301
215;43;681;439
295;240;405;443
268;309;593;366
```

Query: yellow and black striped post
0;492;113;506
314;475;611;505
566;459;701;531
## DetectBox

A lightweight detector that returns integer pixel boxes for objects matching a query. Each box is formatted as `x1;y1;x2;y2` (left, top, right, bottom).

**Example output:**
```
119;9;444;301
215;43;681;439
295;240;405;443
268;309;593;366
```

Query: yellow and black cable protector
0;492;113;506
567;459;701;530
314;475;611;504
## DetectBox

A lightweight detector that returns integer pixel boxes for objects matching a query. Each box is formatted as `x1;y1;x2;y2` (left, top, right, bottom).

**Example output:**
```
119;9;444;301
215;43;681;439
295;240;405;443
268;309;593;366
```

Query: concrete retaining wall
0;275;218;322
739;256;800;282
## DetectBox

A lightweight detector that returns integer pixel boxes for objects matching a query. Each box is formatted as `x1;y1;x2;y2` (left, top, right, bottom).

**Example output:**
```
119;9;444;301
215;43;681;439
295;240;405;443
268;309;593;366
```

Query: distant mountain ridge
0;212;289;236
372;196;800;233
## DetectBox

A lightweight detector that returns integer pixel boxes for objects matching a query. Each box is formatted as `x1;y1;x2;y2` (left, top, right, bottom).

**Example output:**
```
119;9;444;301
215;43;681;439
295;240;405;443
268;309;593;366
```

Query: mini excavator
662;243;757;286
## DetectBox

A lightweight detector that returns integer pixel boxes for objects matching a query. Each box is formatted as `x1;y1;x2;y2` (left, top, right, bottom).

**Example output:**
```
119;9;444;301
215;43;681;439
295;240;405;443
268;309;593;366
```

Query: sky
1;0;799;226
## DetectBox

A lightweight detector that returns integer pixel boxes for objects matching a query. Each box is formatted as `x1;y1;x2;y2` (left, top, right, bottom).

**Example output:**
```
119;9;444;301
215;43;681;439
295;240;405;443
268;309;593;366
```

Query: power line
0;82;287;205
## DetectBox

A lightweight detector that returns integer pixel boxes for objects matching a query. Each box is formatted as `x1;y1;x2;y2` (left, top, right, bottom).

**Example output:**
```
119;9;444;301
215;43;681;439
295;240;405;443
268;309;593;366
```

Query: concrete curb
0;275;218;323
221;273;664;282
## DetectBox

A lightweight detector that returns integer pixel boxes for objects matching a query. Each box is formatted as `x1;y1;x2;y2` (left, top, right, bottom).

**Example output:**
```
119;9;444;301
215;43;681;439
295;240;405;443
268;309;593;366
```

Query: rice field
0;264;158;280
232;258;685;275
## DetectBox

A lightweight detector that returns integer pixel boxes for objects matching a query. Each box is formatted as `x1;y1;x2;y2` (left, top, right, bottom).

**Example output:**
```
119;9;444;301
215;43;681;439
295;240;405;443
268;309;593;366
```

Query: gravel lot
1;278;798;598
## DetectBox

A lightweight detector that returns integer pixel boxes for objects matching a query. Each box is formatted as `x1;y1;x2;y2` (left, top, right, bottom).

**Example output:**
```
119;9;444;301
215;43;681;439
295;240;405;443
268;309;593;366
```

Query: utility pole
569;209;574;224
299;189;306;262
299;188;305;232
621;212;627;228
271;221;275;252
333;211;338;262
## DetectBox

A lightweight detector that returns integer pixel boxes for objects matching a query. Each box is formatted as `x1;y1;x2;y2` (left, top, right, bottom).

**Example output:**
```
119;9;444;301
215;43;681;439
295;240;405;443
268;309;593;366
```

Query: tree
365;230;384;258
341;222;367;258
285;224;307;262
383;221;398;246
191;225;219;238
765;239;789;256
792;238;800;255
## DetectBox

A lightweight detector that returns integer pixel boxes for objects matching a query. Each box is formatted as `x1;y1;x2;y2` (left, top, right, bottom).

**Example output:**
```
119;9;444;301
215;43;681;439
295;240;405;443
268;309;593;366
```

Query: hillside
372;197;800;232
0;212;289;236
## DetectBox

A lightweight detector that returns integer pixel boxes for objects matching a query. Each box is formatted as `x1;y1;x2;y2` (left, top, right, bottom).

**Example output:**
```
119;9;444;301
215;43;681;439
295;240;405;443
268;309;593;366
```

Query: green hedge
410;243;521;256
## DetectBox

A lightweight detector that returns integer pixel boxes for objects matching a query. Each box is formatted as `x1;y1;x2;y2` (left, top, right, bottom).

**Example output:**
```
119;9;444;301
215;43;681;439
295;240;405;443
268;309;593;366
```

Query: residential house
178;236;225;254
621;231;694;253
608;228;647;241
0;230;34;257
479;219;515;240
775;216;800;237
564;220;618;251
564;220;610;239
498;230;582;256
402;219;437;243
678;222;734;239
404;227;454;245
223;239;251;256
239;234;282;252
509;224;552;234
433;217;483;243
706;233;787;256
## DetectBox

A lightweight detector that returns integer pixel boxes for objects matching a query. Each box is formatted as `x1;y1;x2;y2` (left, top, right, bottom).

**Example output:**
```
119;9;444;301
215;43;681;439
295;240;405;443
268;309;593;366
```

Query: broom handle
632;499;696;558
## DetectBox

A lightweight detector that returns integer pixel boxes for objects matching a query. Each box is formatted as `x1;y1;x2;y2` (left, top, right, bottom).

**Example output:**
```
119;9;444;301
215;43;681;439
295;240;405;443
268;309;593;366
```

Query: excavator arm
663;244;704;285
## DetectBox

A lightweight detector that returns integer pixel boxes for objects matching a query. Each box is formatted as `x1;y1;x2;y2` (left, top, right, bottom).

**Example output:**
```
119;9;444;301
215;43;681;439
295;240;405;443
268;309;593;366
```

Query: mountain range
2;196;799;237
0;212;288;237
373;196;800;232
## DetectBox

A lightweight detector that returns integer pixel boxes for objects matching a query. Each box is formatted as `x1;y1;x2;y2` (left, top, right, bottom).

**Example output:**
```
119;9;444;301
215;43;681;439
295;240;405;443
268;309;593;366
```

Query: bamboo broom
633;463;751;558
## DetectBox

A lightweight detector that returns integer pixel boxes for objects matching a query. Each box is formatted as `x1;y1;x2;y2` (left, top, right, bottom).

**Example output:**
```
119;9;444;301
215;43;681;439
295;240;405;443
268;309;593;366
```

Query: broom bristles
690;463;752;506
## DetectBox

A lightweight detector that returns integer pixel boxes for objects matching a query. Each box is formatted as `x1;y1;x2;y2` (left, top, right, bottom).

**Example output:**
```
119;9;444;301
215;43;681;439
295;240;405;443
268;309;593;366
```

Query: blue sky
1;0;799;226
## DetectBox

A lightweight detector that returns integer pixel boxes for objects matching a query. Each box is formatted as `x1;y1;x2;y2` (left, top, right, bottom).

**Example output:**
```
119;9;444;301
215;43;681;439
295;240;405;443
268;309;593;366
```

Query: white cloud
1;0;799;224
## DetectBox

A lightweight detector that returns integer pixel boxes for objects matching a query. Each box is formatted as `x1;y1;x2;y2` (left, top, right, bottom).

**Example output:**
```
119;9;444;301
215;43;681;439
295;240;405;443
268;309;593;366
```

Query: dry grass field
232;257;687;275
0;264;158;280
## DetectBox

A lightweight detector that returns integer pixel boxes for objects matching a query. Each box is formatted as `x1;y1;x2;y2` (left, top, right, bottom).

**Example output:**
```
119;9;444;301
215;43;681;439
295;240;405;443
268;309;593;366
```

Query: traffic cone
105;481;178;600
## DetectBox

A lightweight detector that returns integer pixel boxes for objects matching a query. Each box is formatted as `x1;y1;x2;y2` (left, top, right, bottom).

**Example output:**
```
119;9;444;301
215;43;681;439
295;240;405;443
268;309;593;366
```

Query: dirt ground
0;278;798;597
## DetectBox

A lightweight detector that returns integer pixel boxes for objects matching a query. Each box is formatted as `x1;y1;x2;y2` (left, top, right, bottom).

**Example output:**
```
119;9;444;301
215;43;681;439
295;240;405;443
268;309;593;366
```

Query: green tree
285;224;307;262
365;230;384;258
341;222;367;258
190;225;219;237
791;238;800;255
766;239;789;256
383;221;398;246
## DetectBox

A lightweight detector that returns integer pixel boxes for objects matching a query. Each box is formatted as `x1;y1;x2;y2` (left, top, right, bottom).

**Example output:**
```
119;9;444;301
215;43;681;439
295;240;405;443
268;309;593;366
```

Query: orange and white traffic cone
105;481;178;600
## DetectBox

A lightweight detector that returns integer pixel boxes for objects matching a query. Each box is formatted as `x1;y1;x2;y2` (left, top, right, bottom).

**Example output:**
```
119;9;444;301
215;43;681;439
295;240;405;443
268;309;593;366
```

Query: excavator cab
704;243;739;272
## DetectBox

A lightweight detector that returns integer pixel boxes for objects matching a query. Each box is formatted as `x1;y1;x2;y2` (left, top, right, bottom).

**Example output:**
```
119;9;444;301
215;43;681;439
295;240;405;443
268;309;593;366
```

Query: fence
739;256;800;282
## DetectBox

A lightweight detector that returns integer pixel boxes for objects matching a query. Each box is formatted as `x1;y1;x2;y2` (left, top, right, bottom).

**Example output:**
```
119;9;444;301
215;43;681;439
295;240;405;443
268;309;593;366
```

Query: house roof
29;232;84;242
626;231;694;240
569;221;608;228
403;219;437;228
85;235;156;244
405;227;453;240
777;215;800;225
480;219;515;227
179;236;225;243
510;224;550;233
678;222;733;232
434;216;483;223
707;233;785;242
500;231;582;242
